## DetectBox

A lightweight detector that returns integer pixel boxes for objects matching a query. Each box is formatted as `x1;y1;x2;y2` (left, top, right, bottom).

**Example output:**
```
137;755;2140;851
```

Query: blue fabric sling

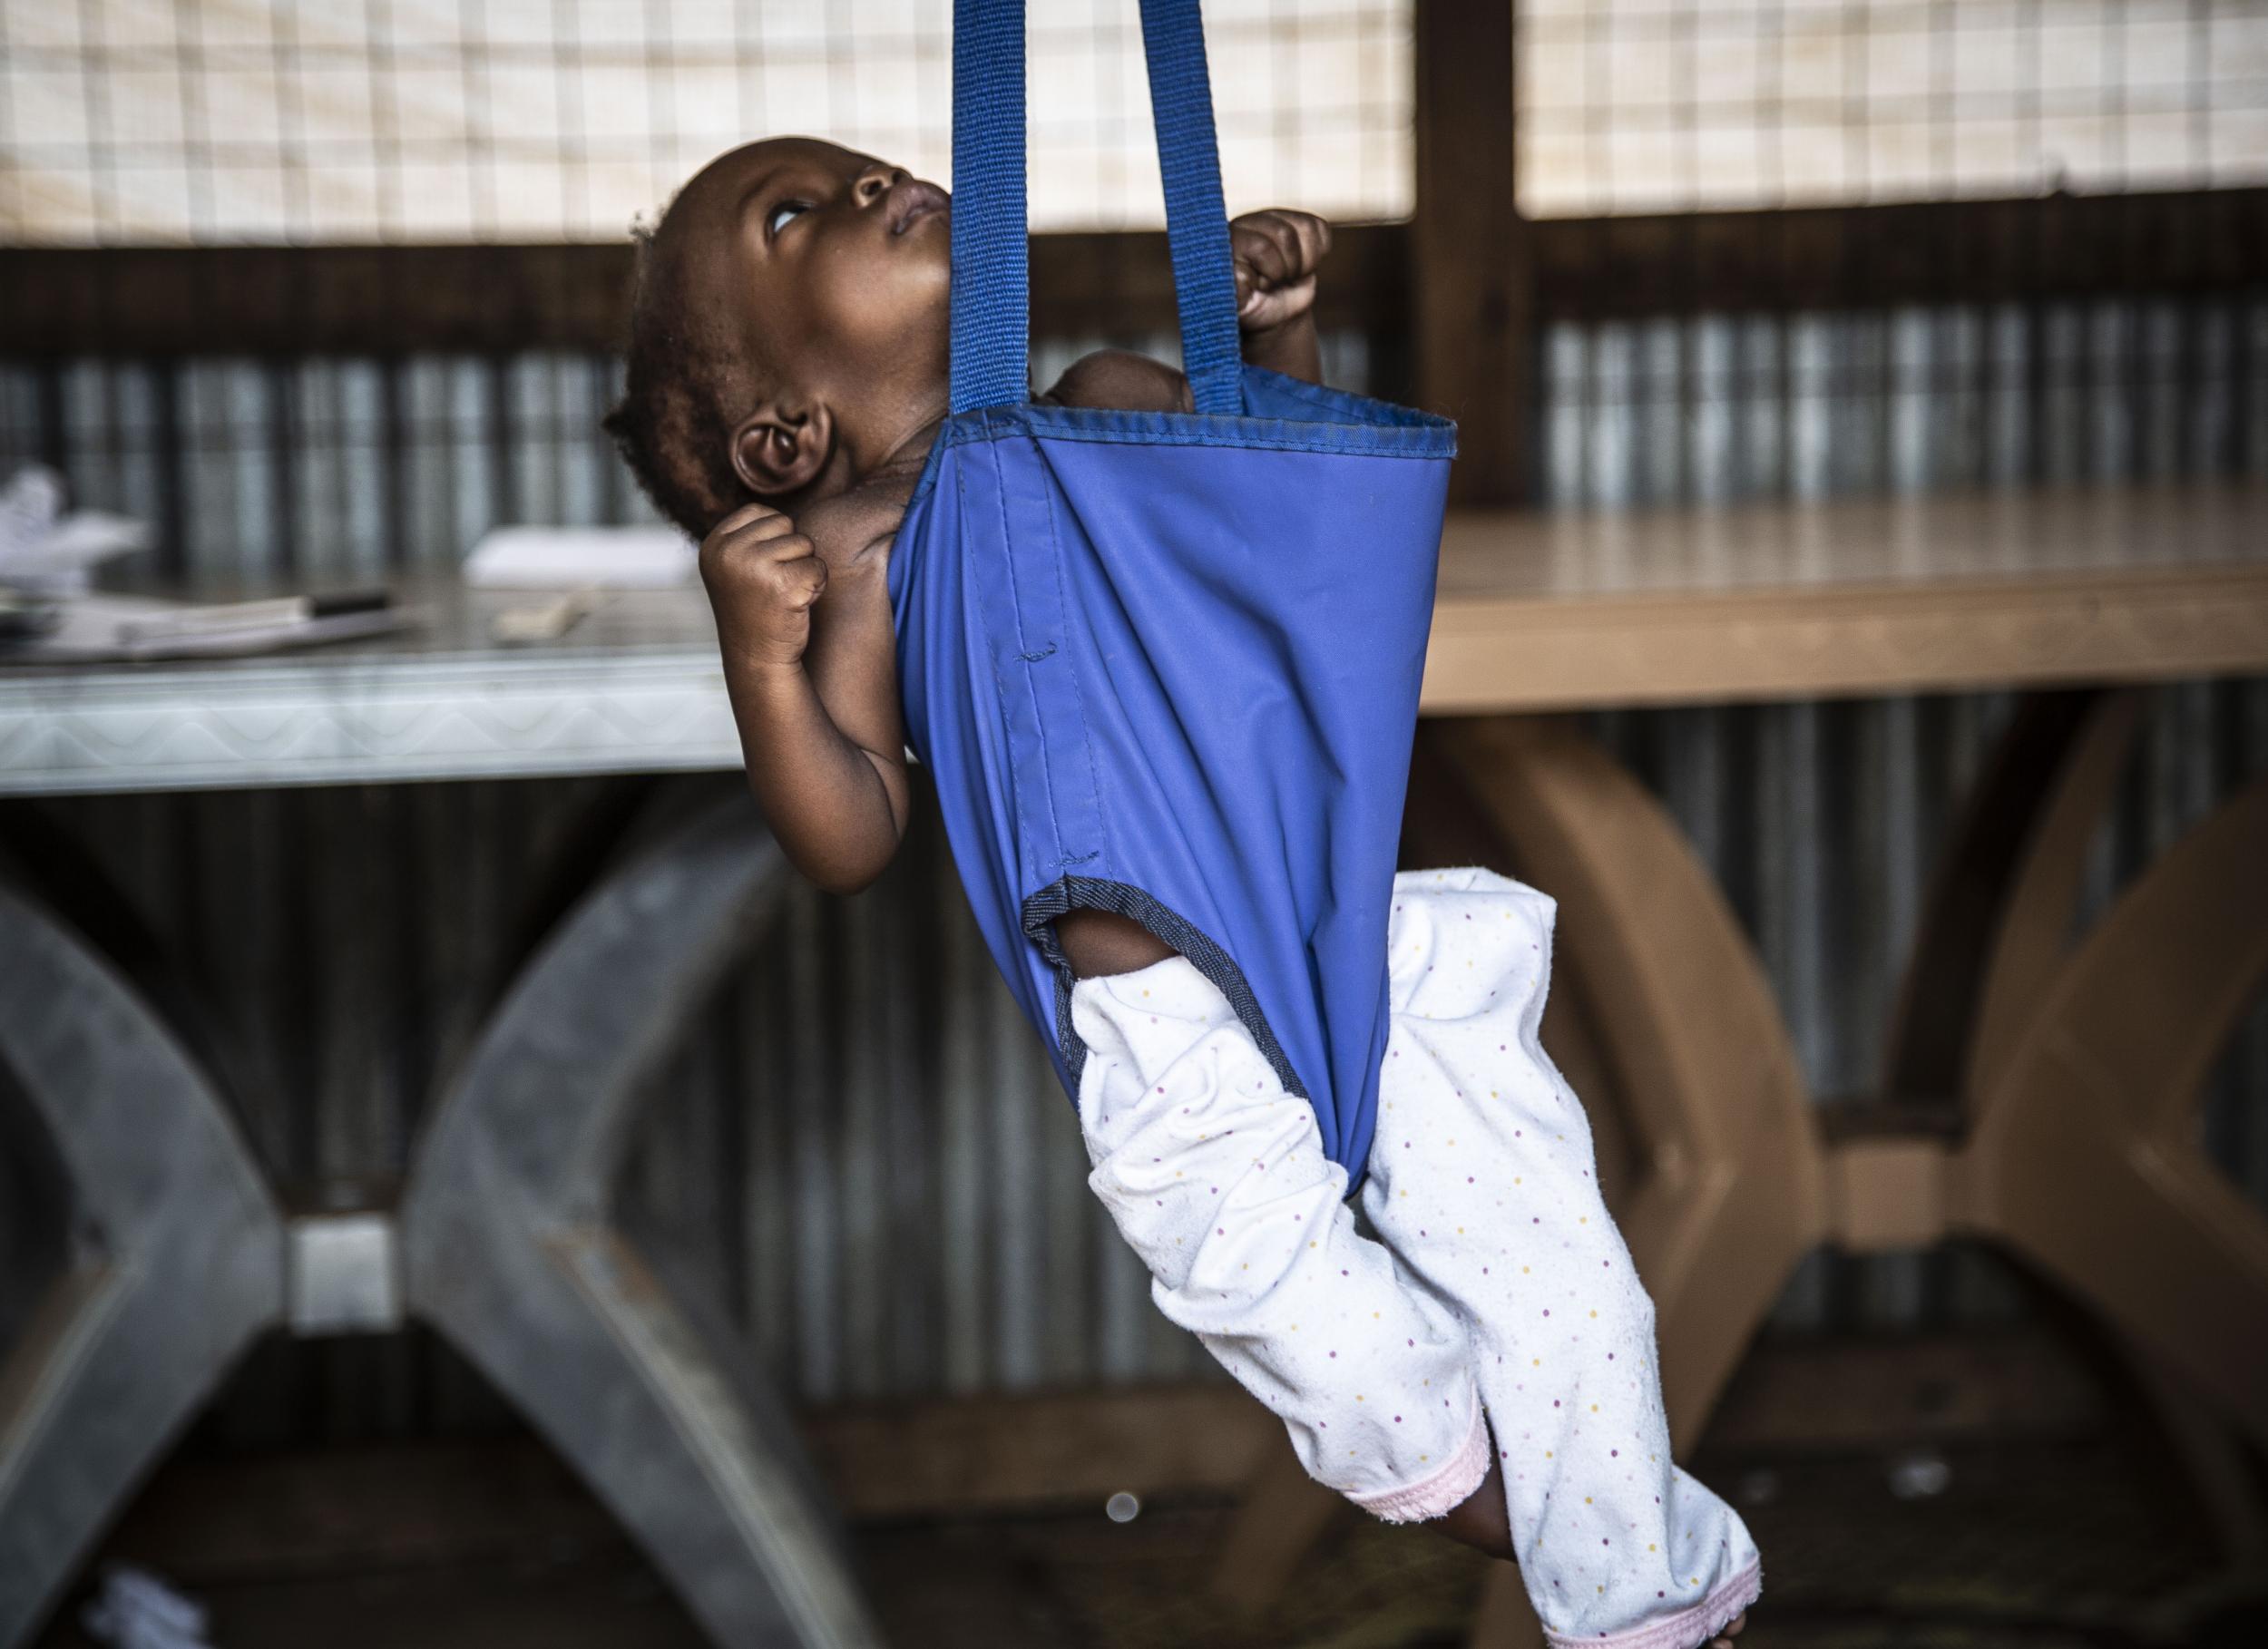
888;0;1455;1188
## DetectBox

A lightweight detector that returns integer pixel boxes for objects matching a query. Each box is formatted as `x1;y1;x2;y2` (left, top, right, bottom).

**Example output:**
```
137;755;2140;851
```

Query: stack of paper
7;590;408;663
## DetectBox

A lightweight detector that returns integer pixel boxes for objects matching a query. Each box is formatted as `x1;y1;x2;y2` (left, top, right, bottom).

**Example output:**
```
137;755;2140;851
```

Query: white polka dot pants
1070;867;1762;1649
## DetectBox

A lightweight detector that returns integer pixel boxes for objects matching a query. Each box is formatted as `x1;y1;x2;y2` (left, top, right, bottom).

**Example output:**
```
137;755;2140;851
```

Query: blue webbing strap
950;0;1029;414
1138;0;1243;415
949;0;1244;416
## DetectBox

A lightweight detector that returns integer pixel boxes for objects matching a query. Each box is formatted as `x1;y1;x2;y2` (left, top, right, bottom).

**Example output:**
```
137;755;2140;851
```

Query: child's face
677;136;951;412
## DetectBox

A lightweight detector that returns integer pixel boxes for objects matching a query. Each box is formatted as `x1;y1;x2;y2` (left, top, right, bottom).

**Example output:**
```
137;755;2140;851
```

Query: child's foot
1706;1611;1747;1647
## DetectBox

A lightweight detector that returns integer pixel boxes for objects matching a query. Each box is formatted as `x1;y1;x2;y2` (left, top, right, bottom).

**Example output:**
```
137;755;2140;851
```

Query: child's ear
728;401;831;497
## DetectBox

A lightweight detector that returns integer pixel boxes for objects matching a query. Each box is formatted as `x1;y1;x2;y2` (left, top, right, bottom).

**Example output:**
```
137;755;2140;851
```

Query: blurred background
3;5;2267;1648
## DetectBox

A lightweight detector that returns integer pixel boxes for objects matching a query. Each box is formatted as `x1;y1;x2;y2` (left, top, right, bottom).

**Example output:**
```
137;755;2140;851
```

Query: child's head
605;137;951;535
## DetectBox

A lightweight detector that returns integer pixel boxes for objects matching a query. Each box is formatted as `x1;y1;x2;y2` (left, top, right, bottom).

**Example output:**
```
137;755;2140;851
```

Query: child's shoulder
801;481;903;567
1040;349;1194;415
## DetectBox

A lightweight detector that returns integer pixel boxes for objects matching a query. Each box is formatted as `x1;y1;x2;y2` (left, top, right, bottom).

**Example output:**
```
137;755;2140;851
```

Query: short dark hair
602;213;759;539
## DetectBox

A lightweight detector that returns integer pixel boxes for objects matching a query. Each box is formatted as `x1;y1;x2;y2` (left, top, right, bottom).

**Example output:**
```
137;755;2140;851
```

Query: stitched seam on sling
984;433;1074;876
1022;875;1312;1113
966;455;1047;882
998;424;1447;459
1036;468;1115;879
934;410;1452;461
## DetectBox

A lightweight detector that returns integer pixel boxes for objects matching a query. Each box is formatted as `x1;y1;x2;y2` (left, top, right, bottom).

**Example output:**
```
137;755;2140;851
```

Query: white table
0;581;880;1649
0;585;739;795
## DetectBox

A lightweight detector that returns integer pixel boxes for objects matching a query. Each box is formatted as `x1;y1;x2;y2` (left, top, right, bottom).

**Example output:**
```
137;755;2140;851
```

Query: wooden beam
0;242;634;359
93;1388;1282;1584
91;1331;2107;1584
1530;187;2268;319
1412;0;1529;504
797;1381;1277;1518
4;188;2256;360
0;226;1405;360
96;1438;625;1583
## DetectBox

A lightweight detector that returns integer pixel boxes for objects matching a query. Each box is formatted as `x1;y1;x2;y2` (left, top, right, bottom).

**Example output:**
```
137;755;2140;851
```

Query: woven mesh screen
1518;0;2268;217
0;0;1413;244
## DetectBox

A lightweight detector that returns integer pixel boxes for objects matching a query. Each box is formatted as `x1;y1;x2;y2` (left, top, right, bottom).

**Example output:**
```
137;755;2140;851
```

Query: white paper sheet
464;525;697;589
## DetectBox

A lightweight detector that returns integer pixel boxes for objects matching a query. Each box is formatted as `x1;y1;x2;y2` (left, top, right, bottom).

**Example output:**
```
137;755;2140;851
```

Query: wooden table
1424;481;2268;710
4;483;2264;1649
1216;482;2268;1646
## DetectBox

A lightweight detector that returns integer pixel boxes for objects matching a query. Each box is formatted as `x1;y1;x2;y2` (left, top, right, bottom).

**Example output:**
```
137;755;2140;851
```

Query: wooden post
1413;0;1530;504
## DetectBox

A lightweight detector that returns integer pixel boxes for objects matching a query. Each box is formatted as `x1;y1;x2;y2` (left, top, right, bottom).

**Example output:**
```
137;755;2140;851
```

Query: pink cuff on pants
1542;1559;1762;1649
1345;1388;1491;1524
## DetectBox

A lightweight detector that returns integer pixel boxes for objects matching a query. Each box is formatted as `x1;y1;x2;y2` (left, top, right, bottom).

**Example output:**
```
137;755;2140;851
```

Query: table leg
0;885;284;1648
1876;690;2268;1554
399;791;885;1649
1204;1437;1346;1618
1878;689;2146;1111
1417;717;1829;1447
1961;778;2268;1447
1960;693;2146;1105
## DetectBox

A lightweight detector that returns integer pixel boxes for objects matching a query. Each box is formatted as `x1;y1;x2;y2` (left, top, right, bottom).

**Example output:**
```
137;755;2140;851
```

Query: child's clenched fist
699;501;827;671
1230;209;1332;334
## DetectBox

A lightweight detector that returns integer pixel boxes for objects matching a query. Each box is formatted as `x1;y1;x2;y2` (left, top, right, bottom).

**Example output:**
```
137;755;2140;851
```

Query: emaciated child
605;136;1760;1649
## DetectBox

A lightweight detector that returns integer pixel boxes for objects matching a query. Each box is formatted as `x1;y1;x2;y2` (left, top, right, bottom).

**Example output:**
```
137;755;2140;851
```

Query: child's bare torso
793;348;1195;977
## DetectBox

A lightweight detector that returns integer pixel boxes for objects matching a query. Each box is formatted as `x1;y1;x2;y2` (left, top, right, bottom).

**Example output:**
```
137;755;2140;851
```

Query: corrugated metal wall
2;295;2263;1445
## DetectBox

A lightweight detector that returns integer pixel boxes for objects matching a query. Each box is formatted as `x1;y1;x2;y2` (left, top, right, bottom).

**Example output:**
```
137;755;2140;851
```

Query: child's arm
1041;210;1335;412
699;498;909;895
1230;209;1330;385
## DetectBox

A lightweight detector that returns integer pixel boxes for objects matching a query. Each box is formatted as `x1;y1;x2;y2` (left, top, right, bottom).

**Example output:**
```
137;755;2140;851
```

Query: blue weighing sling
888;0;1454;1188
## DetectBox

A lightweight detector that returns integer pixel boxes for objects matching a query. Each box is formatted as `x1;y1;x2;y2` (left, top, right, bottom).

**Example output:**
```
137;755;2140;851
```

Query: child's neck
815;352;943;491
832;390;947;501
